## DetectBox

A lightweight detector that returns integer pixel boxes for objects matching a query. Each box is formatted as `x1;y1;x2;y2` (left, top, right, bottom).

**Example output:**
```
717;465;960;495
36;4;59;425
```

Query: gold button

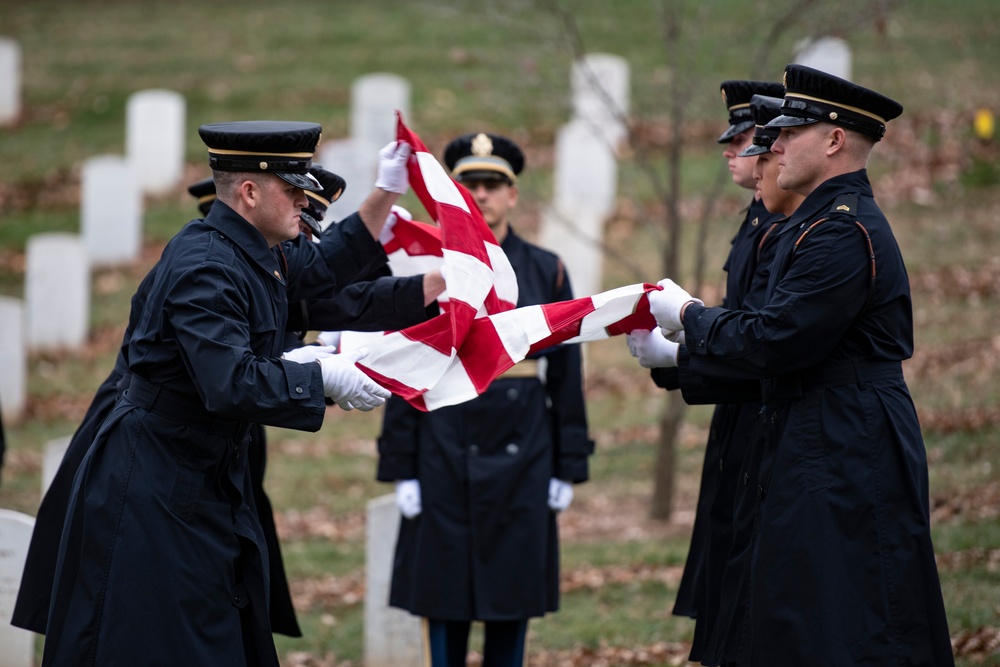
829;112;838;120
259;161;268;169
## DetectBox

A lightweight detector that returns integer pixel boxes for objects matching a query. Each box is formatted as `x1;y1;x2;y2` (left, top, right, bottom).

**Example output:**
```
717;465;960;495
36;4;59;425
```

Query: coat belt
762;358;903;401
123;373;248;439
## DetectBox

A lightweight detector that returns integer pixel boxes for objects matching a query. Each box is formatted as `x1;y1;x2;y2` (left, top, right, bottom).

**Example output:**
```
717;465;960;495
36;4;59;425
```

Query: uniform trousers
425;618;528;667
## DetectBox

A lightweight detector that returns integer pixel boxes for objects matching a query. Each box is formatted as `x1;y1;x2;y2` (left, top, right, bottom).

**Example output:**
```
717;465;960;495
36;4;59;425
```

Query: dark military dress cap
738;95;785;157
717;80;786;143
766;64;903;141
186;177;217;217
198;120;324;191
300;165;347;235
443;132;525;185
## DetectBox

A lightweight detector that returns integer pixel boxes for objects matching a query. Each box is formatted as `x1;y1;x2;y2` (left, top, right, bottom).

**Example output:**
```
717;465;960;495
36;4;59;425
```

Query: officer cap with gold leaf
718;80;786;144
766;64;903;141
198;120;323;191
443;132;524;185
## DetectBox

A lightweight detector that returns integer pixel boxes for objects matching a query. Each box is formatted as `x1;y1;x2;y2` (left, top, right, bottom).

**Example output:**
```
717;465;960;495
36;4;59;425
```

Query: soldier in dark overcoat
377;132;594;667
12;167;440;640
39;121;408;666
628;92;799;665
647;65;954;666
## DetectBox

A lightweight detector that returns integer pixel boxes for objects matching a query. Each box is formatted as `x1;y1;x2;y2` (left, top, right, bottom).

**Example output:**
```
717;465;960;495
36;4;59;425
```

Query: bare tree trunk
647;0;687;521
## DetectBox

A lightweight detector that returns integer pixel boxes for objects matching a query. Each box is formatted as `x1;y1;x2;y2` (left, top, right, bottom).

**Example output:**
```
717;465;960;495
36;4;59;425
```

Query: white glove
395;479;422;519
626;329;679;368
647;279;703;332
379;204;412;245
316;331;342;348
374;141;412;195
281;344;337;364
662;328;686;344
318;347;391;411
548;478;574;512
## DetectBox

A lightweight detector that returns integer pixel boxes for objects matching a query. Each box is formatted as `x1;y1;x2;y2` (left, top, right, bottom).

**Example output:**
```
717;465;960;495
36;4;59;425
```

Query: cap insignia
782;71;787;88
260;161;268;170
471;133;493;157
836;204;851;211
721;89;727;105
829;112;839;120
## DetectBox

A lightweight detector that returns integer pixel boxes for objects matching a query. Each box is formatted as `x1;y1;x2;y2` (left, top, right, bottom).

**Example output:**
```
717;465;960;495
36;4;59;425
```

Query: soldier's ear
239;178;259;208
826;126;848;156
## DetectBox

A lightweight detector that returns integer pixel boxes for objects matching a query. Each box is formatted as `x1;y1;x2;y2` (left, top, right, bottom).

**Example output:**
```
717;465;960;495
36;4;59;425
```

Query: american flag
353;116;659;411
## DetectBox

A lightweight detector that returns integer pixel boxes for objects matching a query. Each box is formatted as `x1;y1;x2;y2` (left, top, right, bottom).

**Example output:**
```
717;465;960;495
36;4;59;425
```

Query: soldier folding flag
355;116;659;411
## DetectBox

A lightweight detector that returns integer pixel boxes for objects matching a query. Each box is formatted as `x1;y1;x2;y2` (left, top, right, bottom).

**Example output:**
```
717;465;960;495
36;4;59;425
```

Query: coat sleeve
165;258;327;431
303;275;437;333
544;264;594;483
684;219;870;377
376;395;422;481
283;212;390;303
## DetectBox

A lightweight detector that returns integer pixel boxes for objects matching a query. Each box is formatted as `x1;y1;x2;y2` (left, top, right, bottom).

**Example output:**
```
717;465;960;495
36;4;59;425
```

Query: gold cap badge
471;133;493;157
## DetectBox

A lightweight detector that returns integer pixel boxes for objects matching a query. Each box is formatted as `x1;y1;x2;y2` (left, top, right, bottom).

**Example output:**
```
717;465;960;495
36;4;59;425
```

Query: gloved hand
662;328;686;344
395;479;422;519
548;478;574;513
647;279;703;332
316;331;342;349
379;204;412;245
318;347;391;411
281;344;338;365
626;329;679;368
374;141;412;195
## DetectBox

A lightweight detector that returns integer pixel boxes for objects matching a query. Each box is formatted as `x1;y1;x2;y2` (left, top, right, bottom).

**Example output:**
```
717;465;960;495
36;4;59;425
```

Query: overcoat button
743;473;749;486
295;386;303;394
506;388;519;401
506;443;519;455
469;445;479;456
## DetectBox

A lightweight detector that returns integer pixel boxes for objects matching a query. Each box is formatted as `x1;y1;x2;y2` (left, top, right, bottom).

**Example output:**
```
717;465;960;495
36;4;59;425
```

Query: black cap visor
299;210;323;236
276;171;323;192
765;114;821;129
717;119;755;144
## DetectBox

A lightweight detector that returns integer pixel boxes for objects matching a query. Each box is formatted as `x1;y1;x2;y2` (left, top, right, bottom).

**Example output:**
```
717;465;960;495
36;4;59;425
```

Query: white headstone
538;204;603;300
0;38;21;126
793;36;852;81
0;510;36;667
351;73;411;154
0;297;26;421
25;233;90;350
81;155;142;266
126;89;186;195
553;119;618;222
364;494;422;667
571;53;630;151
316;138;369;228
42;436;72;496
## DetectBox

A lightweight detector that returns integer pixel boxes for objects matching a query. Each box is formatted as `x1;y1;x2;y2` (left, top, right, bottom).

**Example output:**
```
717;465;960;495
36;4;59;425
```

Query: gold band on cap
197;194;217;205
208;148;315;158
728;102;751;111
784;92;888;124
306;192;332;207
452;157;517;184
